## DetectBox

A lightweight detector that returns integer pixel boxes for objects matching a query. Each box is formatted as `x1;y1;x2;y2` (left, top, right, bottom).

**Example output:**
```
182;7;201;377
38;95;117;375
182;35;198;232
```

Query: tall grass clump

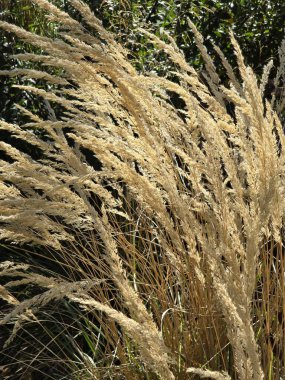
0;1;284;379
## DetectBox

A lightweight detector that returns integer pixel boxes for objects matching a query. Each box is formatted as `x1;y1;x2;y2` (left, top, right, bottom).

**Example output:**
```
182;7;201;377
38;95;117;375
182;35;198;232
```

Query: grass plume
0;1;284;379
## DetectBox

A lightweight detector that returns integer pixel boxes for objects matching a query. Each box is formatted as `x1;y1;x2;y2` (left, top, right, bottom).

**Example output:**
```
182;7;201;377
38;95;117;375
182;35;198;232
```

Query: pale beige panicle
0;1;284;379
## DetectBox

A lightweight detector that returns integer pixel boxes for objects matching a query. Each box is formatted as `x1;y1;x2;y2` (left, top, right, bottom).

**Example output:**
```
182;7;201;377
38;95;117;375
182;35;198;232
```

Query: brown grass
0;1;284;379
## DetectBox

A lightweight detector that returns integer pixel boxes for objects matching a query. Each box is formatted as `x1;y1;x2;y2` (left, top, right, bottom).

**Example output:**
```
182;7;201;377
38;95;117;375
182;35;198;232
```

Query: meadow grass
0;1;284;379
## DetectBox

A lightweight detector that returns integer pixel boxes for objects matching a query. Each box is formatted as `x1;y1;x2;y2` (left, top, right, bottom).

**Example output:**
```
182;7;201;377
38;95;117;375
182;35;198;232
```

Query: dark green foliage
96;0;285;76
0;1;59;123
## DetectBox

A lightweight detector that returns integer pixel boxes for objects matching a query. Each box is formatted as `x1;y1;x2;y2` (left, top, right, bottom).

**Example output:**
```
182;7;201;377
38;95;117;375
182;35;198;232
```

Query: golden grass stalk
0;1;284;379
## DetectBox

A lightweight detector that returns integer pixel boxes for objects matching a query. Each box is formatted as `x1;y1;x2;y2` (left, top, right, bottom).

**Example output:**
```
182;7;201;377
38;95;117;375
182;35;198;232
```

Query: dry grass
0;1;284;379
